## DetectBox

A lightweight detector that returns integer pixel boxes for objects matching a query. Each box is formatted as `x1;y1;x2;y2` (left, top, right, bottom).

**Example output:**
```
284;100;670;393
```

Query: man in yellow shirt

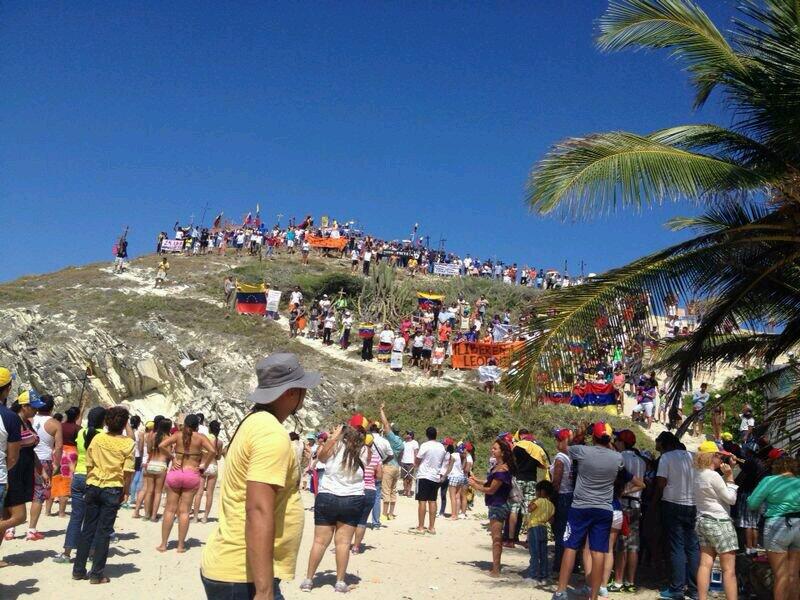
72;406;135;584
201;353;320;600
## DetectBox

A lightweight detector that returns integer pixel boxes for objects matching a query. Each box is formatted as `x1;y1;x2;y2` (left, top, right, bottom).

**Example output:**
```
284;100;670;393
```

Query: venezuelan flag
235;283;267;315
570;381;619;410
358;323;375;338
417;292;444;311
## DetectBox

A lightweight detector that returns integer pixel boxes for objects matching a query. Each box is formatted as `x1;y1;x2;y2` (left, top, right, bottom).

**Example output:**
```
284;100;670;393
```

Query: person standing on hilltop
202;353;320;600
113;237;128;273
155;257;170;288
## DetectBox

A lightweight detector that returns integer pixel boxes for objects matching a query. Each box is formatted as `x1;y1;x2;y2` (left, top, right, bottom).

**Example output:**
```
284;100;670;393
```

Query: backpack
509;477;524;504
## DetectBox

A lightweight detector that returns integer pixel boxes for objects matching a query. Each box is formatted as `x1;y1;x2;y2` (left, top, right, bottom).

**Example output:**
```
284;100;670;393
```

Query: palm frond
526;131;763;218
597;0;749;108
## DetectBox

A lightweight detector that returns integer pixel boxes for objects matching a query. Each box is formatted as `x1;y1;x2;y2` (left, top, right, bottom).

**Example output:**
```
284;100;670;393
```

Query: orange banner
450;341;524;369
306;235;348;250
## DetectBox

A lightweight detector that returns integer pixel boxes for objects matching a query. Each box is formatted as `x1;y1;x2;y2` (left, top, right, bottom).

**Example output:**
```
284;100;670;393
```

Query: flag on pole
235;283;267;315
212;212;223;229
242;212;252;227
254;203;261;228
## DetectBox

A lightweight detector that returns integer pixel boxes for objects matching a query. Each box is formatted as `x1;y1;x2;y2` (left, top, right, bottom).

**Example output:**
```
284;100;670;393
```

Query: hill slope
0;250;653;447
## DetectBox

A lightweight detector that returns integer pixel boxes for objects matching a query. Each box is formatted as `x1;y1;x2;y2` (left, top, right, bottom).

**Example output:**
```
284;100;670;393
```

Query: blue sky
1;1;738;282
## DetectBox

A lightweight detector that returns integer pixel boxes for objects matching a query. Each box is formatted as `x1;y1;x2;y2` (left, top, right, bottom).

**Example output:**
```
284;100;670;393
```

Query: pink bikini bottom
165;468;201;491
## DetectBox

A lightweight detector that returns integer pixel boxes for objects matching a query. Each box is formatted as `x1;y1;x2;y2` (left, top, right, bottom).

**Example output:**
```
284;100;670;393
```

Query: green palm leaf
597;0;749;107
526;131;764;217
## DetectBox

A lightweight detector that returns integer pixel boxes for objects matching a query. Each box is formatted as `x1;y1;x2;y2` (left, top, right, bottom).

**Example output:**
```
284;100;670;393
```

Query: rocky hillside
0;252;489;439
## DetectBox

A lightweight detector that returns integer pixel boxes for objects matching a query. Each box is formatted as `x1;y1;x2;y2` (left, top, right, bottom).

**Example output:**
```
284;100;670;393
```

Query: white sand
0;487;663;599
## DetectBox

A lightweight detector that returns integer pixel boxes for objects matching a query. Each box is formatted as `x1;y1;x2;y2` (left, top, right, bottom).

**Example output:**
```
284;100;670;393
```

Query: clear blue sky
1;1;738;282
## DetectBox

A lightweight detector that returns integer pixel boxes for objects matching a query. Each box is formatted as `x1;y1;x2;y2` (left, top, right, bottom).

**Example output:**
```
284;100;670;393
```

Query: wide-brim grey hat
248;352;322;405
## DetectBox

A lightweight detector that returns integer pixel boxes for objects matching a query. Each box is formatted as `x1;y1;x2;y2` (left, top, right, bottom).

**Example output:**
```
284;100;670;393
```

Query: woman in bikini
191;419;223;523
157;414;215;552
135;417;171;521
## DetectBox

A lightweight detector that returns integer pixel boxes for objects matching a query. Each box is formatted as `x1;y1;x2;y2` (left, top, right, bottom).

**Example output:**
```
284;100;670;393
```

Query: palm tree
508;0;800;446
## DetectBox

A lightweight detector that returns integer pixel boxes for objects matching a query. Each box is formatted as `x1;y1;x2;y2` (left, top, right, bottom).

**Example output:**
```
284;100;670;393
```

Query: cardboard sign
160;239;183;252
266;289;282;313
450;341;523;369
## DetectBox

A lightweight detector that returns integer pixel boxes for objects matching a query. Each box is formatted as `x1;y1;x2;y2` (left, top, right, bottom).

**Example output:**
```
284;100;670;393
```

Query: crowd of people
0;366;224;583
3;347;799;600
151;214;589;288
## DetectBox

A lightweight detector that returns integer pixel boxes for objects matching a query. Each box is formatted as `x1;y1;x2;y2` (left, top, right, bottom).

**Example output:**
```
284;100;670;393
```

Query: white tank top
32;414;55;462
449;452;464;478
550;451;574;494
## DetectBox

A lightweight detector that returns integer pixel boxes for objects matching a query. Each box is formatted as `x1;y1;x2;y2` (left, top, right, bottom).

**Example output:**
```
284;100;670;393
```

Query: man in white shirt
691;383;710;436
362;250;372;276
289;286;303;307
400;433;419;497
412;427;447;534
655;432;699;600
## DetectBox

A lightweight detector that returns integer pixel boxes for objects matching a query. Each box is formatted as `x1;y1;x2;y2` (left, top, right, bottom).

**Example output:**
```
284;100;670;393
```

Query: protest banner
160;239;183;252
306;234;348;250
266;289;282;313
433;263;460;276
450;340;524;369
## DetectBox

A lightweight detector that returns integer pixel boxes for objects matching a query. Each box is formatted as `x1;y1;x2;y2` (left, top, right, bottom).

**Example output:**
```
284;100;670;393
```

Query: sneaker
551;592;568;600
25;530;44;541
658;589;684;600
622;583;637;593
608;582;624;592
334;581;350;593
536;579;548;586
599;586;609;598
4;529;14;541
299;579;313;592
53;553;72;564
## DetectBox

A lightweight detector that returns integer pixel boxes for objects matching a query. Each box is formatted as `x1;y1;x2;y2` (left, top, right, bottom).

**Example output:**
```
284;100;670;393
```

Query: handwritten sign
266;290;282;313
433;263;460;276
160;239;183;252
450;341;524;369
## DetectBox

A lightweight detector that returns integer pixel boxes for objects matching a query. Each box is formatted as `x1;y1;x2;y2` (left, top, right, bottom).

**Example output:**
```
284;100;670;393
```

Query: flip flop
407;528;426;535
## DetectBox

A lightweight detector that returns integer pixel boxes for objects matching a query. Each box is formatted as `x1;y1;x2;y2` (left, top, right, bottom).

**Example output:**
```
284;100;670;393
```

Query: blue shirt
0;404;22;485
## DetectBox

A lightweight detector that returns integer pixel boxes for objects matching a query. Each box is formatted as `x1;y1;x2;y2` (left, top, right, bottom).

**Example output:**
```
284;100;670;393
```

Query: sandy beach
0;484;666;600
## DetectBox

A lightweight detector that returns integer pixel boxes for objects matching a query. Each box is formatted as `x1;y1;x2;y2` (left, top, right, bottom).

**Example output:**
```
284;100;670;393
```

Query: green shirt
748;474;800;518
74;427;103;476
385;431;405;468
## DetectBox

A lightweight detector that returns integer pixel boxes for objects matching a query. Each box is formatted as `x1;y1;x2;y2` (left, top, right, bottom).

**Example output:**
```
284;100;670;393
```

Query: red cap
616;430;636;447
592;422;613;439
464;442;474;452
444;436;455;446
768;448;785;461
348;414;368;430
554;429;571;442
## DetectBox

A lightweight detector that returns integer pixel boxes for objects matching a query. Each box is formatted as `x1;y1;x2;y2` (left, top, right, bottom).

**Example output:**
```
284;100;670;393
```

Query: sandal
90;576;110;584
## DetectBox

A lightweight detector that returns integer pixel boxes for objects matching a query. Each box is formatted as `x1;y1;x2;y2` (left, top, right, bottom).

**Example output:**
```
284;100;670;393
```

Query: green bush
340;385;653;457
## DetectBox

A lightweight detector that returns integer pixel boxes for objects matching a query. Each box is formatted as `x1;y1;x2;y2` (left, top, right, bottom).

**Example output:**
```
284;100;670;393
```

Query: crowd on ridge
145;213;591;288
2;352;798;600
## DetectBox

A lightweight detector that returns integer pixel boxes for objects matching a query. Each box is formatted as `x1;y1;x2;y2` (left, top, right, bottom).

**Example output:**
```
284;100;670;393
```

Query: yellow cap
17;390;29;405
721;432;733;442
0;368;11;387
698;440;720;453
365;434;374;446
145;421;155;430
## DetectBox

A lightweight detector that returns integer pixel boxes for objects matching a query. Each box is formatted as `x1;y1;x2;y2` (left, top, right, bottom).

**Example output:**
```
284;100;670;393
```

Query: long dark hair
152;418;173;455
496;439;517;476
85;406;107;450
181;414;199;459
340;425;366;474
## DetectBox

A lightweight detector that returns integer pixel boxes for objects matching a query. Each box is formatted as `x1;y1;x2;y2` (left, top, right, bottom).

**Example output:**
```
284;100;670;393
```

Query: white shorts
640;401;654;417
612;509;624;530
287;240;295;247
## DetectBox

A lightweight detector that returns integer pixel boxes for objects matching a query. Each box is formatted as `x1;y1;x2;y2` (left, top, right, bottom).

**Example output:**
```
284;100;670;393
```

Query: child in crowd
430;343;445;377
526;480;555;584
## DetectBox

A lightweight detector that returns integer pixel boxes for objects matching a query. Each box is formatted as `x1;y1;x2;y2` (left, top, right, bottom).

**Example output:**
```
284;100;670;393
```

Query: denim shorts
488;503;511;522
200;573;283;600
358;489;376;527
314;492;363;527
0;482;6;515
764;516;800;552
